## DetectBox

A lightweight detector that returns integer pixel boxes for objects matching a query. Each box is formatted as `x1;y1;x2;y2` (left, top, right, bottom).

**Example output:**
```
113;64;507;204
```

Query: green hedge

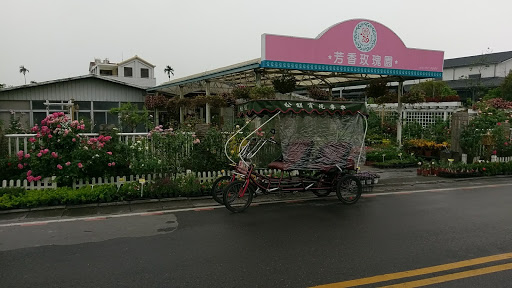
0;174;212;210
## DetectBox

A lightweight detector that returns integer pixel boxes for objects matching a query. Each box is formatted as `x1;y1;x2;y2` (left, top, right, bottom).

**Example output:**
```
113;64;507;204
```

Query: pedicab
219;99;368;213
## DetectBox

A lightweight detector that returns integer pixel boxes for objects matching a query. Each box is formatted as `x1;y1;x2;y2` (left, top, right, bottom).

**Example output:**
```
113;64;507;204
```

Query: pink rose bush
7;112;121;185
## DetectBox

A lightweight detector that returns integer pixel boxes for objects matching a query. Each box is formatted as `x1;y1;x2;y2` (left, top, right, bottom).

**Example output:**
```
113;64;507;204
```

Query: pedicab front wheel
336;175;362;205
223;180;254;213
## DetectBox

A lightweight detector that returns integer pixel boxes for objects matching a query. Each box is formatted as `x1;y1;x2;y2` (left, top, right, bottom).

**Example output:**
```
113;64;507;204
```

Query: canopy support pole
179;86;184;123
397;80;404;148
205;81;211;124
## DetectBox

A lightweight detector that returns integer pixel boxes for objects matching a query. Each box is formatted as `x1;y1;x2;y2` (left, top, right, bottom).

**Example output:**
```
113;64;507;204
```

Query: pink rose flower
72;138;76;142
37;152;42;157
108;163;112;167
107;151;112;155
43;149;49;154
18;163;23;169
27;170;32;176
78;163;83;168
65;162;71;166
29;138;36;143
24;154;30;159
57;164;63;170
48;134;53;139
35;176;42;181
111;162;115;166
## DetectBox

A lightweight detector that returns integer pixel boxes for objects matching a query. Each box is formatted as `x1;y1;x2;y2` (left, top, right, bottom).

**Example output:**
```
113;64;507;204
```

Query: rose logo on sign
353;21;377;52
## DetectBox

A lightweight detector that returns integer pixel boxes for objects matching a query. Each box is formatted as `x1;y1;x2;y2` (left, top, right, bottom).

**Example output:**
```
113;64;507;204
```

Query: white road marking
1;182;511;228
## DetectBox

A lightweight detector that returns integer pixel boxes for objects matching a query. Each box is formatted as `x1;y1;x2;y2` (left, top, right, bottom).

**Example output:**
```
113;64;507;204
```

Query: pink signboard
261;19;444;78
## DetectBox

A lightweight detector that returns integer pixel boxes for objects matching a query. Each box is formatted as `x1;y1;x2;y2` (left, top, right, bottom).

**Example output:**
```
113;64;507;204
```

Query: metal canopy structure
147;58;433;96
148;19;444;97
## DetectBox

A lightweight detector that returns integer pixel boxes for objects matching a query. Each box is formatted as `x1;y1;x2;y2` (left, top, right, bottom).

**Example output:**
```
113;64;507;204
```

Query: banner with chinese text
261;19;444;78
237;100;367;117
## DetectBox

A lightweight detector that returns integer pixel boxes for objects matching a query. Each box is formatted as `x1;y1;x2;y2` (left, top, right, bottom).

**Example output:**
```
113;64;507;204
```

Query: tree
500;70;512;101
365;78;389;99
0;83;5;89
19;65;29;84
110;103;152;132
409;80;457;100
164;65;174;81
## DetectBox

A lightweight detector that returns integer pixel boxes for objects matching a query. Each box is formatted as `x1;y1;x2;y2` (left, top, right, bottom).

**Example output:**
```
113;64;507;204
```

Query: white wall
443;64;498;81
496;58;512;77
116;59;156;88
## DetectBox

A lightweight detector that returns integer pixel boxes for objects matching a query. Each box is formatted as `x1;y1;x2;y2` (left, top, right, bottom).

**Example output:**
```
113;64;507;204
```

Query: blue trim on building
260;60;443;78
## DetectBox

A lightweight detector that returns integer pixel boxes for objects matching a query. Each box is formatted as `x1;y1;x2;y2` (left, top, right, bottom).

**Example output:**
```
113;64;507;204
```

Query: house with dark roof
0;74;146;132
442;51;512;101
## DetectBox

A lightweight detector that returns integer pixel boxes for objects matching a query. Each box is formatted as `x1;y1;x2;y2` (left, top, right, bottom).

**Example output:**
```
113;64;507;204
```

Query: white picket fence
2;178;57;190
491;155;512;163
1;168;289;190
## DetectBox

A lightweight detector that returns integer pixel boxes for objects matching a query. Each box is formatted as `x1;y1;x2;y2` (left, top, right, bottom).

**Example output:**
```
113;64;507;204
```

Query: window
76;101;91;110
93;101;119;110
124;67;133;77
32;101;47;110
100;69;113;76
141;68;149;78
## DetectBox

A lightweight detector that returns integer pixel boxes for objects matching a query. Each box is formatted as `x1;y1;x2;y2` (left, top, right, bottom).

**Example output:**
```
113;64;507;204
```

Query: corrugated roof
444;51;512;68
0;74;146;92
444;77;505;90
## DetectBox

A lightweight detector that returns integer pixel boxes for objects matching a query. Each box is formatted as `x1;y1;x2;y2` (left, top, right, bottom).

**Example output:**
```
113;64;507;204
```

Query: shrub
146;177;180;198
232;86;251;100
307;86;330;100
250;86;276;100
272;75;296;94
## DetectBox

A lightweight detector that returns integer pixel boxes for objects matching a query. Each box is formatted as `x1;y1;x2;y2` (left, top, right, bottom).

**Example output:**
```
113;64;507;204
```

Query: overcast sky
1;0;511;87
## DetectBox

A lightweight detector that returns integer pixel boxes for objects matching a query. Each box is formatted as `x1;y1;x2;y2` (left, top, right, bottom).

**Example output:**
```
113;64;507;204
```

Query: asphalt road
1;181;511;287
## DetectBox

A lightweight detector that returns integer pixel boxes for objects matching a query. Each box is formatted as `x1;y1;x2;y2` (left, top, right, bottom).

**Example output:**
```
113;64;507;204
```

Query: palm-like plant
164;65;174;81
19;65;29;84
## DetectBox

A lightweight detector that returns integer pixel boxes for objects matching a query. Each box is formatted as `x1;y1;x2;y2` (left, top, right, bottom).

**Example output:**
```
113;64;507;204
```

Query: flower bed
0;173;213;210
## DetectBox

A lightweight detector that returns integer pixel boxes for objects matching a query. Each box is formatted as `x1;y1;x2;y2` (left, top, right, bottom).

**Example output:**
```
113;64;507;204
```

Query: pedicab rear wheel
211;175;232;205
336;175;362;205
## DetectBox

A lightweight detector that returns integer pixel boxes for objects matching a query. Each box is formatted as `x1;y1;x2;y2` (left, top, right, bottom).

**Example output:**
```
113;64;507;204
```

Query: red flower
482;167;486;171
497;122;502;126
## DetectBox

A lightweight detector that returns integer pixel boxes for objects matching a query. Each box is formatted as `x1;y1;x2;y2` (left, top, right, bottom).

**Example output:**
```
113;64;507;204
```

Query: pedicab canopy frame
236;99;368;172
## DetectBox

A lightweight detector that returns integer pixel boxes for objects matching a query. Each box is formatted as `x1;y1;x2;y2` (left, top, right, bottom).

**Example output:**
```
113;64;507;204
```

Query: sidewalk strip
286;200;305;203
194;208;215;211
379;262;512;288
84;217;107;221
310;252;512;288
20;222;48;226
364;182;512;197
141;212;164;216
